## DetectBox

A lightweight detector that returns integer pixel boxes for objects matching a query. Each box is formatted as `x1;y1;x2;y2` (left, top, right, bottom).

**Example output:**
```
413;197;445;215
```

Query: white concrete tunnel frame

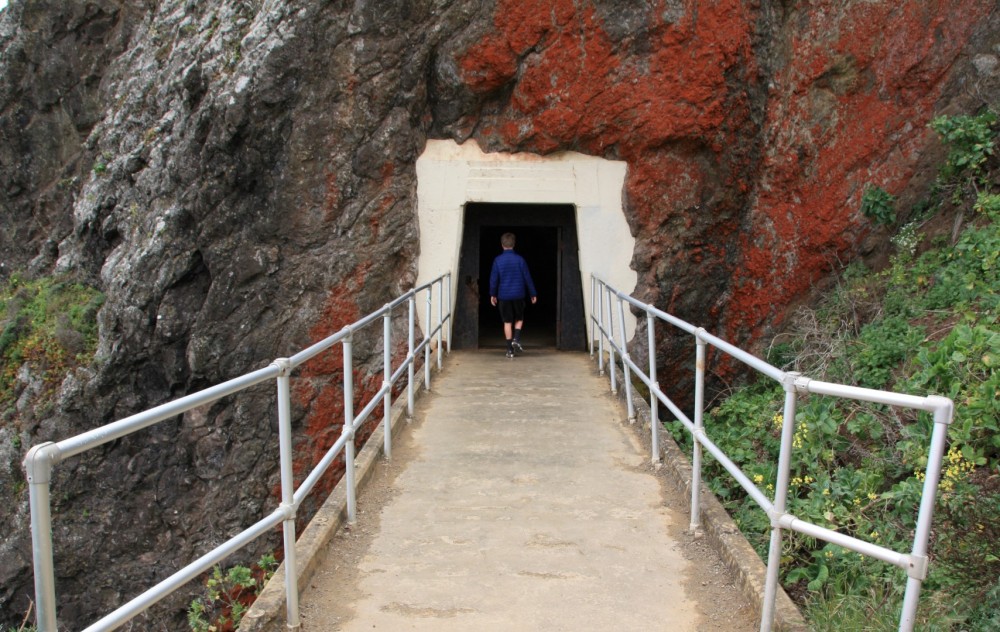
415;139;637;346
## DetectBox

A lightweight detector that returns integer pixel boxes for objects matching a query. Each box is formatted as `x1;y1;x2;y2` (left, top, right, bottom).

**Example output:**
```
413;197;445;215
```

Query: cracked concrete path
298;350;711;630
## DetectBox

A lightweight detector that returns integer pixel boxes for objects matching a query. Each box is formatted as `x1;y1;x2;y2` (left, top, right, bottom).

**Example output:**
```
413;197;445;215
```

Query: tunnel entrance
415;139;636;349
454;203;586;351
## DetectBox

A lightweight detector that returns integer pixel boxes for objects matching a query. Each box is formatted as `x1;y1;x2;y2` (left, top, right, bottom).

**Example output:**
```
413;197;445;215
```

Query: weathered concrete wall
1;0;997;627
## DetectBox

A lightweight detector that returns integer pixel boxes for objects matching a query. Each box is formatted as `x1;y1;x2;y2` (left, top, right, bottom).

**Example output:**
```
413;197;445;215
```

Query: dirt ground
297;397;759;631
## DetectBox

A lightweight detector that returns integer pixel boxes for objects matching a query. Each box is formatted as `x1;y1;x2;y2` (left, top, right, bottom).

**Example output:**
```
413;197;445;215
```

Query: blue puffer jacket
489;250;537;300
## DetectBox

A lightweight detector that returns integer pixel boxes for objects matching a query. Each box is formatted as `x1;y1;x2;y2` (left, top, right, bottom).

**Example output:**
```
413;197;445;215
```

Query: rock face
0;0;997;627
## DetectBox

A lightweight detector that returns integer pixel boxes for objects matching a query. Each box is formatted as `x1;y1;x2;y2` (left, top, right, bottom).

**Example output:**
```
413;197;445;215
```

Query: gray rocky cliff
1;1;496;625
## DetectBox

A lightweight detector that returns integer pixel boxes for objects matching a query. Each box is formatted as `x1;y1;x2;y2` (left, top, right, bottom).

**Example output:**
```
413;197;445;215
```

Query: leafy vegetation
929;111;996;183
670;110;999;629
0;275;105;413
861;185;897;226
187;554;277;632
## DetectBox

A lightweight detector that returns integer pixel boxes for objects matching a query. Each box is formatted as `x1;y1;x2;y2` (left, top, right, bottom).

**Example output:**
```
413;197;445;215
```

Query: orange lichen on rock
452;0;993;364
287;262;380;502
724;0;993;342
460;0;753;154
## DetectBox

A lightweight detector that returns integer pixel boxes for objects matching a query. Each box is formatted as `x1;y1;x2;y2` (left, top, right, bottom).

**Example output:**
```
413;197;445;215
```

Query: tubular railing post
691;331;707;530
24;443;59;632
647;312;660;464
436;279;443;371
382;307;392;460
607;285;617;394
589;275;596;357
597;279;606;376
616;295;636;423
407;295;415;417
760;373;800;632
424;289;432;391
273;359;301;630
342;332;357;524
899;397;952;632
446;273;453;354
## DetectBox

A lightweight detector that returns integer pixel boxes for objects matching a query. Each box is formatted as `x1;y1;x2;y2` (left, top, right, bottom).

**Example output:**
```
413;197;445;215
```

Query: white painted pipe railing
589;275;953;632
23;272;453;632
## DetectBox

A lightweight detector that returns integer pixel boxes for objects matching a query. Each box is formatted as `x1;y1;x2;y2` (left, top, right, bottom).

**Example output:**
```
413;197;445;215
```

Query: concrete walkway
296;349;706;630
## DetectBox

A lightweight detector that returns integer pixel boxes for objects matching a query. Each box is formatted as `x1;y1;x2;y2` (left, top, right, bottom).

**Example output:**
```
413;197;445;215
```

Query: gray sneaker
512;341;524;354
505;349;515;359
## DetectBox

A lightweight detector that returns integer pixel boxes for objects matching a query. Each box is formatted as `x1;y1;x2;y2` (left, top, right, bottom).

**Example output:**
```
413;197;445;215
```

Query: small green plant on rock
187;554;277;632
861;186;896;226
890;222;922;257
0;275;105;410
91;152;113;176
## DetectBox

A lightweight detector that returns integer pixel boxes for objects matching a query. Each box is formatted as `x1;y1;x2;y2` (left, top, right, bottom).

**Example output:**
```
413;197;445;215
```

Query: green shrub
852;317;925;388
974;191;1000;221
903;323;1000;463
861;186;897;226
929;111;997;182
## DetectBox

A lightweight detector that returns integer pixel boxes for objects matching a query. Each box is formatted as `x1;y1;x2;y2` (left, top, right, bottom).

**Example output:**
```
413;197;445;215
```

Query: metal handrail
23;272;453;632
589;275;952;632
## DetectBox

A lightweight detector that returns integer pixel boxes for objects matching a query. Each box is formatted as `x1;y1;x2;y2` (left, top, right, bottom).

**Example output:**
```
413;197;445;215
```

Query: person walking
489;232;538;358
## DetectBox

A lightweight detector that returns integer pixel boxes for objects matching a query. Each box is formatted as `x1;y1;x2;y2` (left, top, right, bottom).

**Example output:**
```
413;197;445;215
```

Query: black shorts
497;299;526;324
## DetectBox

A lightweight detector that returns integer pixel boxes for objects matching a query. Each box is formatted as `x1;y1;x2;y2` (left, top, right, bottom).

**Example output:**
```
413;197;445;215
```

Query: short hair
501;232;516;248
